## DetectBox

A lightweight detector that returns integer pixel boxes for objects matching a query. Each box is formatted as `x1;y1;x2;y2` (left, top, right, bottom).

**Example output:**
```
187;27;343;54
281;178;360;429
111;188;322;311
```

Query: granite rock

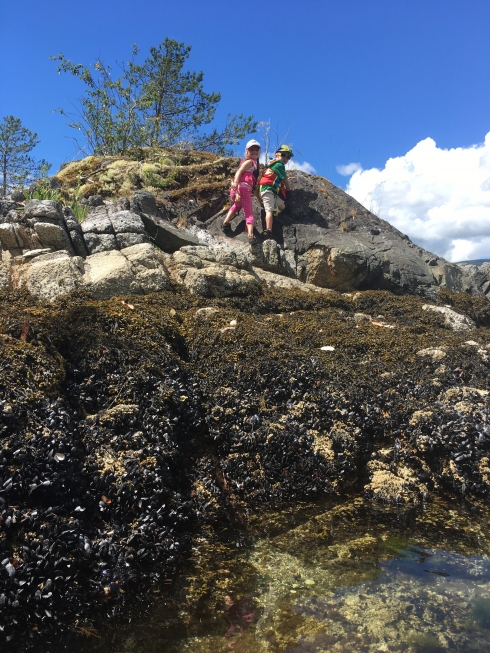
83;232;118;254
130;190;159;216
24;199;64;221
421;304;476;331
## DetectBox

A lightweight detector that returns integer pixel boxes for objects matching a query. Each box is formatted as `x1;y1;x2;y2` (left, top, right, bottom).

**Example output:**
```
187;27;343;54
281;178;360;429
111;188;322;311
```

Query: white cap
245;139;261;149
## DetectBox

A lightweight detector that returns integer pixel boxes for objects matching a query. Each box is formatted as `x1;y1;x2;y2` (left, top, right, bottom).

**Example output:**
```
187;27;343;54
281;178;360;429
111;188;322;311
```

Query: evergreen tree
0;116;49;197
52;39;256;156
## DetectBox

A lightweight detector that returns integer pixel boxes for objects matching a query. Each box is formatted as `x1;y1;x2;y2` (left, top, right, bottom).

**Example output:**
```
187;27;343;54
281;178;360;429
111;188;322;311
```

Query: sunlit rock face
2;149;488;302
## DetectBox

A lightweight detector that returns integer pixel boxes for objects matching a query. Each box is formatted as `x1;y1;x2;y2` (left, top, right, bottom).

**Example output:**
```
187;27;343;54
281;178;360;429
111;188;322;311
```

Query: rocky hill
1;149;490;650
1;148;488;300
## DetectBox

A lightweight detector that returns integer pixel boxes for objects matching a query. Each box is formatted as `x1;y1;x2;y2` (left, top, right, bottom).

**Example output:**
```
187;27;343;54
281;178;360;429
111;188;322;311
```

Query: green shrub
25;179;62;202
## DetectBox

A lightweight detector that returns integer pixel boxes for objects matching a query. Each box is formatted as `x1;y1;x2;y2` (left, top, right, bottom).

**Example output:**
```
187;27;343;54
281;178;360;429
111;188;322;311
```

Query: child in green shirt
259;145;293;239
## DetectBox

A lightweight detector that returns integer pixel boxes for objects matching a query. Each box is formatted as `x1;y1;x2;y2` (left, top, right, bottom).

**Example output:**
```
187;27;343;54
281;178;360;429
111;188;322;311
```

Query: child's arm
230;160;252;189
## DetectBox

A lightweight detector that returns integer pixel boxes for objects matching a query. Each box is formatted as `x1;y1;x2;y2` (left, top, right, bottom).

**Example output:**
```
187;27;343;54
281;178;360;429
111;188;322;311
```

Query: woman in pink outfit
221;139;261;243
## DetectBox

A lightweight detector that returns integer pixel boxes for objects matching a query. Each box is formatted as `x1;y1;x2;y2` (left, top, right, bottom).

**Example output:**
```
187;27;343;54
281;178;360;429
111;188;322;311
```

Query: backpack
259;160;285;195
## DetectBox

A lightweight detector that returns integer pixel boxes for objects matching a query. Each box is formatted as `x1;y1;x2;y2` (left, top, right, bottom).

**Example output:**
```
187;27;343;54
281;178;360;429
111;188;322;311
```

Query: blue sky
2;0;490;260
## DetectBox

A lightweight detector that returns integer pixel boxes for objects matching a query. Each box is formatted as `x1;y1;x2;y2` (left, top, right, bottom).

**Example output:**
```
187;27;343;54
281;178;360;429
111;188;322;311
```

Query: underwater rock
364;465;428;504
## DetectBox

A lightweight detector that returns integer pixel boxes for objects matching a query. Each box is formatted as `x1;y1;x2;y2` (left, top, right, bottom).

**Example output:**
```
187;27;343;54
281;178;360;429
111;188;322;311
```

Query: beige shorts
260;189;285;213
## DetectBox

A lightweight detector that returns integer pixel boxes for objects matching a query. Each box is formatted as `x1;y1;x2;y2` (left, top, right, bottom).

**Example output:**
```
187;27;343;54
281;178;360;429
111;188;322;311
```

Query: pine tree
52;39;257;156
0;116;50;197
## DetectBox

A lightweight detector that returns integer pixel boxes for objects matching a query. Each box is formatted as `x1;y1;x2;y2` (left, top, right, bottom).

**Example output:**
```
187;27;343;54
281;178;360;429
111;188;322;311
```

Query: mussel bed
1;286;490;650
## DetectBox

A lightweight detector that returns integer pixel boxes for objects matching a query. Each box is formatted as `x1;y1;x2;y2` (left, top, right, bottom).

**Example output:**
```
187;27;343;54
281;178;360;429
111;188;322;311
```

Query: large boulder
22;243;170;301
118;242;171;294
0;223;21;250
32;222;75;254
205;171;479;297
457;262;490;297
82;244;169;298
24;199;75;254
166;245;258;297
130;190;159;216
2;154;487;302
24;199;64;221
26;251;84;301
81;206;149;254
139;214;200;252
81;214;114;235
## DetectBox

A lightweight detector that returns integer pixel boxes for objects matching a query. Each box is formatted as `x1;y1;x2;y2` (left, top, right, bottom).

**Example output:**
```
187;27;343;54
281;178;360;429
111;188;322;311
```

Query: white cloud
342;132;490;262
286;160;316;174
336;162;362;176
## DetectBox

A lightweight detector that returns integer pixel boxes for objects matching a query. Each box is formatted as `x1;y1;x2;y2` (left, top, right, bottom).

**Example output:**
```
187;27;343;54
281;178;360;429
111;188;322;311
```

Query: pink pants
230;184;254;225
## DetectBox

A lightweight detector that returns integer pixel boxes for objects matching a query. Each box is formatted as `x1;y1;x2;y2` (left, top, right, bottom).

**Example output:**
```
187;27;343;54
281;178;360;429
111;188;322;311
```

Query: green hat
276;144;294;158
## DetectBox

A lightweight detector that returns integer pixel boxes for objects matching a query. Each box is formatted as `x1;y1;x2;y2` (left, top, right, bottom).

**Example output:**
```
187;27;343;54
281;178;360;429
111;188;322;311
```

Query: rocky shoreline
1;283;490;649
1;149;490;649
2;149;490;302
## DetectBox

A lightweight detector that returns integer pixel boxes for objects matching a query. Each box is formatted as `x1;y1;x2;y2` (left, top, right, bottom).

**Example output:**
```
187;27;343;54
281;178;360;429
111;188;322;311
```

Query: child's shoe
221;220;232;233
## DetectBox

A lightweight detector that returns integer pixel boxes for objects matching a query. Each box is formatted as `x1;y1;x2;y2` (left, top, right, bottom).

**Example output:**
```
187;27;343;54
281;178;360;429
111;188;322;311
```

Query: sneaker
262;229;274;240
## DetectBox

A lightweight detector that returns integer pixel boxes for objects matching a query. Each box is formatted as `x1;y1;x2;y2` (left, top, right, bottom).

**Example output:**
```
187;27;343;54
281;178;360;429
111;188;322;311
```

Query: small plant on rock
25;163;62;202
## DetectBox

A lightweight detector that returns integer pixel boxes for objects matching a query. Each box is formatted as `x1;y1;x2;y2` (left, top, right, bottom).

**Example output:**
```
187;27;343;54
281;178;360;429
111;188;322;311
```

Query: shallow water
73;498;490;653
